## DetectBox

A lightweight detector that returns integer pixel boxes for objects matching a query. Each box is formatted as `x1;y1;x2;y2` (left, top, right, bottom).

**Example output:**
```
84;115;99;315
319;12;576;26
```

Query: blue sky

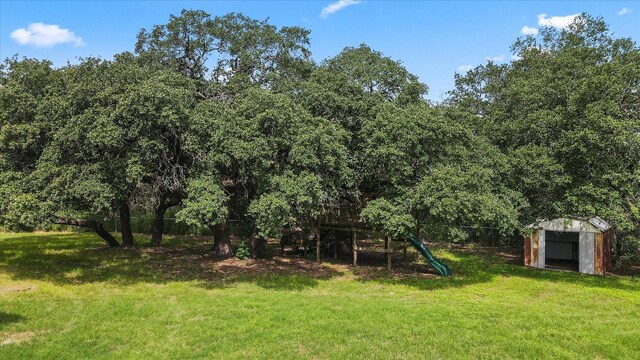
1;1;638;101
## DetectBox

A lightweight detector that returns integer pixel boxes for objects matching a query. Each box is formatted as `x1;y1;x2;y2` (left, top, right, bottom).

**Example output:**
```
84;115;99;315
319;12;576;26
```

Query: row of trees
1;11;638;261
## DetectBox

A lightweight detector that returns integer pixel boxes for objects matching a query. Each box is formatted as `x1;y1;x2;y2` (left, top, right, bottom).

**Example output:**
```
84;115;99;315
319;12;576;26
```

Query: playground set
291;207;452;277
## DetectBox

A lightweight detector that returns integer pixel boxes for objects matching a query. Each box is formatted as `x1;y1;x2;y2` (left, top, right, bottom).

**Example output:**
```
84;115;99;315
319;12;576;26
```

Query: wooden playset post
403;238;407;260
385;235;392;271
316;215;321;262
303;237;307;257
352;230;357;266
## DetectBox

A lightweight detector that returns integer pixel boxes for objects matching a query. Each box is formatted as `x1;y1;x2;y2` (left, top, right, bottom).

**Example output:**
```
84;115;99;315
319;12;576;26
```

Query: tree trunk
150;194;182;247
315;226;321;262
151;204;167;247
119;202;134;247
94;222;120;248
213;221;233;257
250;231;267;259
54;218;120;248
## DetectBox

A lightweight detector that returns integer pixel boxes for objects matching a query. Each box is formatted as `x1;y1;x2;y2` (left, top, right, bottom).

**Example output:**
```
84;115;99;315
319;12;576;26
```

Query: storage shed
524;217;612;275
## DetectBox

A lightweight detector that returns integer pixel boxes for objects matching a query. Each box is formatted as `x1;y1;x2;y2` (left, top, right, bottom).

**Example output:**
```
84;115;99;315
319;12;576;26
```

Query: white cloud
618;7;633;15
537;13;580;29
487;54;506;62
320;0;362;18
521;25;539;36
457;65;473;73
10;23;85;48
520;13;579;37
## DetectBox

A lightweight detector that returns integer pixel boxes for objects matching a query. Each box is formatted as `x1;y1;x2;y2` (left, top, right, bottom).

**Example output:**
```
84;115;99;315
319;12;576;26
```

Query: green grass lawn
1;232;639;359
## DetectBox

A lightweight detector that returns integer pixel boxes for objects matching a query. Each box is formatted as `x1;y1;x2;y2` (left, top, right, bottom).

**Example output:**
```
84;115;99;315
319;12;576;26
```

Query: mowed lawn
1;233;639;359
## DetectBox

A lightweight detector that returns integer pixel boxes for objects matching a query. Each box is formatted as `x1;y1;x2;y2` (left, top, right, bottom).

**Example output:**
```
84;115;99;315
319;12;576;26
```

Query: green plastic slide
405;234;453;277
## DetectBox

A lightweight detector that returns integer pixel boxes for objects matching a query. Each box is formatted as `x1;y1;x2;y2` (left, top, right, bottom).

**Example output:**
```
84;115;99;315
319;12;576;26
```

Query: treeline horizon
1;10;638;263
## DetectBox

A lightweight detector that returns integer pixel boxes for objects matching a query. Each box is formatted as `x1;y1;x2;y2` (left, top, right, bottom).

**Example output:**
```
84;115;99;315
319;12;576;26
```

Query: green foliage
413;164;524;241
249;172;323;239
451;14;640;259
0;193;50;231
357;100;523;241
136;9;218;81
1;10;638;261
321;44;427;104
360;198;414;238
176;176;229;229
185;87;352;240
235;240;250;260
248;193;291;239
136;10;312;92
0;54;196;238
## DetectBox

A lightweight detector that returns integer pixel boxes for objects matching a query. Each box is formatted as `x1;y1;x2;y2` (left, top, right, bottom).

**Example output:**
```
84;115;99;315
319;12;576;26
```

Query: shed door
578;232;595;274
529;230;541;268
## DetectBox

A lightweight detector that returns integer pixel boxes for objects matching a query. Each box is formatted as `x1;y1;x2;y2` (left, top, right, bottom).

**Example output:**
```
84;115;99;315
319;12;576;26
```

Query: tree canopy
1;11;638;262
450;14;640;260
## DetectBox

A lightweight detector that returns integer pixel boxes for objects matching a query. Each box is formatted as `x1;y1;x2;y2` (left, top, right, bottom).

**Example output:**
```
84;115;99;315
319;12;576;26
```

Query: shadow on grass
0;233;342;291
0;233;637;292
351;247;640;292
0;312;26;330
197;273;325;291
347;251;492;291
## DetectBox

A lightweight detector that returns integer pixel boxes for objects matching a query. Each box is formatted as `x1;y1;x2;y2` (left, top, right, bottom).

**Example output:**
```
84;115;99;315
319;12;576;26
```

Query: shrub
236;241;250;260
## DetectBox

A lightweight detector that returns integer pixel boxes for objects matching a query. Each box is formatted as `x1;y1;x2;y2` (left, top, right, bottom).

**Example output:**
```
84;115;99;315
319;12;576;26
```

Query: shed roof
527;217;611;233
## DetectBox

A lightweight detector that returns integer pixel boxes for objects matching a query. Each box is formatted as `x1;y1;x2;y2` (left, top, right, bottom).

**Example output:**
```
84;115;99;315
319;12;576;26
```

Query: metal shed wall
524;230;539;267
538;230;546;269
578;232;595;274
594;229;613;276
